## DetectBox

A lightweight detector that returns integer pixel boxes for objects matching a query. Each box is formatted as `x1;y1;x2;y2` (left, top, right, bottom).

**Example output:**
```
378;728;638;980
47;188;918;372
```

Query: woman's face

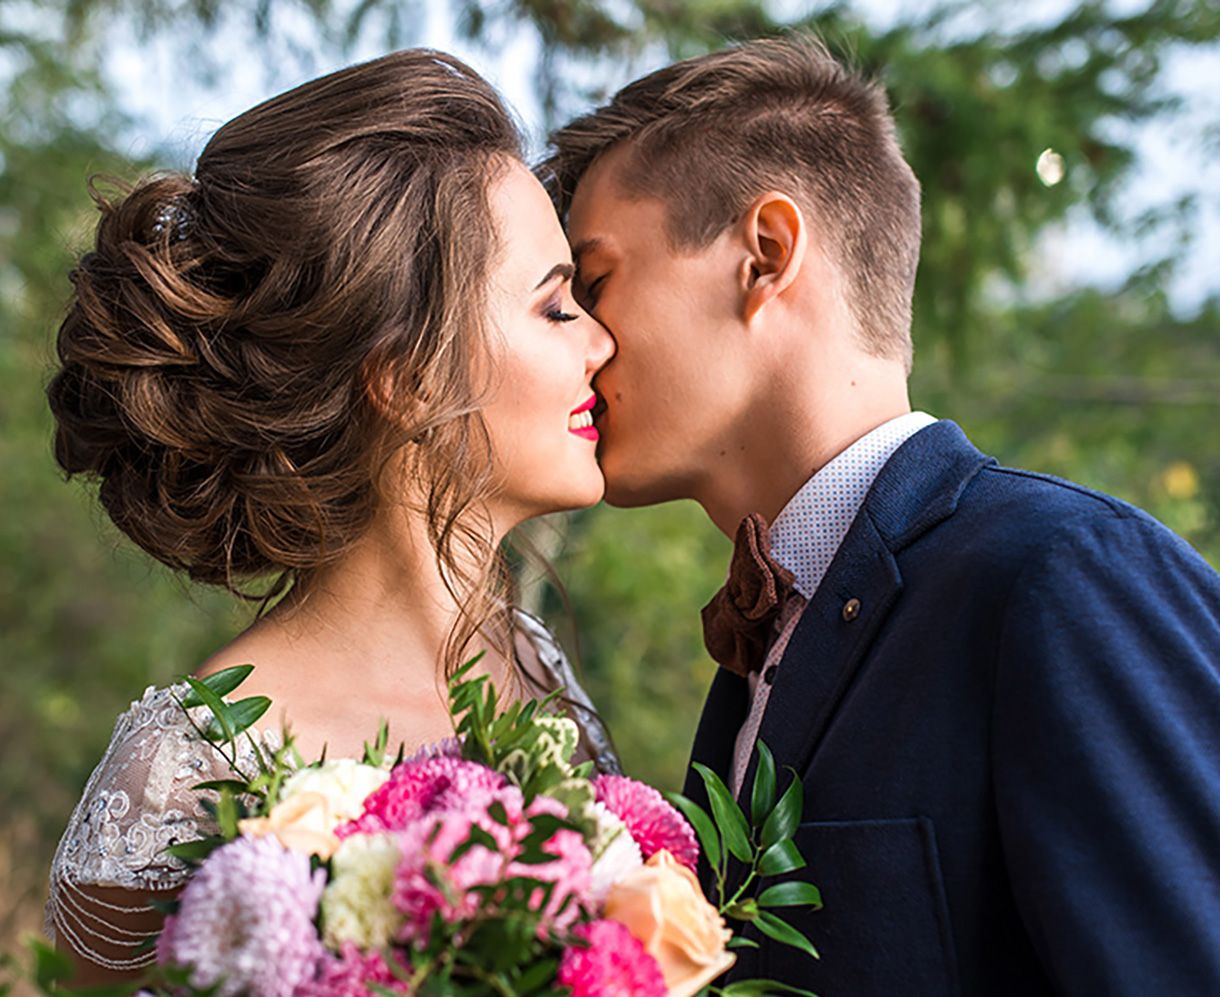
480;160;616;526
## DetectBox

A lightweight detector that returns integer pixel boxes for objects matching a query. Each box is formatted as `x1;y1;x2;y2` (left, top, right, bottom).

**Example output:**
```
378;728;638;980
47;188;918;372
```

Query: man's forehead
568;161;668;261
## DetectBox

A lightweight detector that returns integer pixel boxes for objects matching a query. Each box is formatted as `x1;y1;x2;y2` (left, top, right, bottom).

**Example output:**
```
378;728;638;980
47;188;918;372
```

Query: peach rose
238;791;340;859
604;849;736;997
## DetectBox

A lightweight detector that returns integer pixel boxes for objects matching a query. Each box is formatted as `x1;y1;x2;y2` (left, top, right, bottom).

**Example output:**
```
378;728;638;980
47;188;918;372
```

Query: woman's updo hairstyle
48;50;525;662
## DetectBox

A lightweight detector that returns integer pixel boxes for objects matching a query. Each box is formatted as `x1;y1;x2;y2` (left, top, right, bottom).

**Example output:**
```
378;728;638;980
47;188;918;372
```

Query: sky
100;0;1219;313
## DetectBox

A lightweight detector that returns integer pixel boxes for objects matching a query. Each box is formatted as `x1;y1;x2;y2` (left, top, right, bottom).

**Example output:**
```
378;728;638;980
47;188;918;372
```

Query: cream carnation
320;832;404;951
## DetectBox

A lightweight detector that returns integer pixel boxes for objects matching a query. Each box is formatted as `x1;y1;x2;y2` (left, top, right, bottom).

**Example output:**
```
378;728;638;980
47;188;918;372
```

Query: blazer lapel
734;511;901;810
733;421;995;809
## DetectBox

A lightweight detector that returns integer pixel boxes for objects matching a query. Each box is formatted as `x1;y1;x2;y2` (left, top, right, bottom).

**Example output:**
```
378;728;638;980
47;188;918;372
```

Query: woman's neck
196;502;511;758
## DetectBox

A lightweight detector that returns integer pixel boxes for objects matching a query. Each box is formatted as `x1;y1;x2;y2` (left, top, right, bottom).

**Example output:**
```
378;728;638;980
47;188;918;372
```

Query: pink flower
297;943;411;996
593;775;700;871
508;828;593;936
557;919;667;996
157;835;325;996
339;756;510;838
391;810;513;945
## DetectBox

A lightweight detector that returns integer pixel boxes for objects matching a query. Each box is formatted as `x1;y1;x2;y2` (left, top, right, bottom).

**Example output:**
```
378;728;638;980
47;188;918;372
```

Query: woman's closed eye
544;295;579;323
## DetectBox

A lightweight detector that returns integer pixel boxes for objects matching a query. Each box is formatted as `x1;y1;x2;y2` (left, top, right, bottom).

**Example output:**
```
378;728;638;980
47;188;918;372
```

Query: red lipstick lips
568;394;599;441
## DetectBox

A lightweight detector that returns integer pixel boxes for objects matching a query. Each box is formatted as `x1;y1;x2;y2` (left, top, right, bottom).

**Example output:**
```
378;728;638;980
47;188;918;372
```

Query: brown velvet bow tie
701;513;796;677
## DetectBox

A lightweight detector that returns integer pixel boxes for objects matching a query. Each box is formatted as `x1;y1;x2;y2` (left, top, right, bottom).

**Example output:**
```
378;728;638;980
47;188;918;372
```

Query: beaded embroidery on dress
43;683;280;970
44;614;618;972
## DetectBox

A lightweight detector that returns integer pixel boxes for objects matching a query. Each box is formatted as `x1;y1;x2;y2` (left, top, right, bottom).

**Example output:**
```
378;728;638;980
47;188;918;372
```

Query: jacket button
842;598;861;622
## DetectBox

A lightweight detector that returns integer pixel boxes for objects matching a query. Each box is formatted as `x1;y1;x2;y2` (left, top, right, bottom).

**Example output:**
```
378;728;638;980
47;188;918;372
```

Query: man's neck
695;372;912;538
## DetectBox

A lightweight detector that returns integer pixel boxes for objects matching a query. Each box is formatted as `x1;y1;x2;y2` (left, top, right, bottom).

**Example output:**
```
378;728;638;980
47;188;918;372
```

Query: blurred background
2;0;1218;953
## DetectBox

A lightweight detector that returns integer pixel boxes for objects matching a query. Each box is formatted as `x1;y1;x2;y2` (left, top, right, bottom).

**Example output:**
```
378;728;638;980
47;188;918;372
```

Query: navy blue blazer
683;421;1220;996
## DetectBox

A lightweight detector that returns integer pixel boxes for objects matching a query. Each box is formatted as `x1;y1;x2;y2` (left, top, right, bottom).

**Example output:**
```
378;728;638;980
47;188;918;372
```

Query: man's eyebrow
533;262;575;291
570;238;604;268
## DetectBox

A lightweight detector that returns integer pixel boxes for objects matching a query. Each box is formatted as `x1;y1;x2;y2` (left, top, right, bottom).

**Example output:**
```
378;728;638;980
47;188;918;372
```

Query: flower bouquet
13;659;822;996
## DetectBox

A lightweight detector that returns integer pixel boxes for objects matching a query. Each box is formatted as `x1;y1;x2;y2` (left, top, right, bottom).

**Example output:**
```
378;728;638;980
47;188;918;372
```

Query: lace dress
44;613;619;971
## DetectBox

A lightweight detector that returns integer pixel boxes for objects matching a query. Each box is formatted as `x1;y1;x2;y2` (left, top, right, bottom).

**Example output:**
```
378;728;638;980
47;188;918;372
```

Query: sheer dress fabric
45;612;619;972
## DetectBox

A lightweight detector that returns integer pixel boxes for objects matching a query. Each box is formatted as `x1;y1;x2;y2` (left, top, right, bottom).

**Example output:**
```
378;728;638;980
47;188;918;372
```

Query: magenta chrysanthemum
156;835;326;996
558;919;667;997
593;775;699;871
297;942;411;996
339;756;511;838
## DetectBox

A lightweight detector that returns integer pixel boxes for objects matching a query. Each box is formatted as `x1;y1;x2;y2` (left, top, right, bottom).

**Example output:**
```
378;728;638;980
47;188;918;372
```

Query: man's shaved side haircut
541;35;921;371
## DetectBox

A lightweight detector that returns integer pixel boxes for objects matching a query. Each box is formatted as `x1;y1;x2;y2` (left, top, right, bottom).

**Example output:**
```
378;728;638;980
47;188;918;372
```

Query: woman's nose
585;313;616;372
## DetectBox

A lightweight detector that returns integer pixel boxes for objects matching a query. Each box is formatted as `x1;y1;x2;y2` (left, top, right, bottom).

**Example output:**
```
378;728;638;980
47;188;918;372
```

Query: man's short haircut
540;35;921;371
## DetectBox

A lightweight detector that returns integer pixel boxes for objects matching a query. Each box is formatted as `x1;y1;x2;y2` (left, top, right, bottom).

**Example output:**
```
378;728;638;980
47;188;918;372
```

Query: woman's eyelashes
543;295;579;323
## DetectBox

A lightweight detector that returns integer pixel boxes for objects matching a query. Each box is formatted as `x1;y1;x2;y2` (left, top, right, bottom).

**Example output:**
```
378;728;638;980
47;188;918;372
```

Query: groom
542;36;1220;995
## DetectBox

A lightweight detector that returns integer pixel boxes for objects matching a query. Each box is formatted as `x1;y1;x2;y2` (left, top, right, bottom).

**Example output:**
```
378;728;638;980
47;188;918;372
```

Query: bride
43;48;617;985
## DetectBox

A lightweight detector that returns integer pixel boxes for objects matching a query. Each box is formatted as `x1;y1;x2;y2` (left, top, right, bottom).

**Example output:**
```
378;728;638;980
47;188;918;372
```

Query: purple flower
157;835;326;996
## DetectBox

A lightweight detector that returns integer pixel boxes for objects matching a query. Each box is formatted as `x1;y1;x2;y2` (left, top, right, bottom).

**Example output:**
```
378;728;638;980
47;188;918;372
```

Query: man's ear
738;192;807;324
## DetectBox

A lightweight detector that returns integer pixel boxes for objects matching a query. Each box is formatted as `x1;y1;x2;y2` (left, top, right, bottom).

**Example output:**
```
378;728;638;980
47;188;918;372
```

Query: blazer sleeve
992;511;1220;994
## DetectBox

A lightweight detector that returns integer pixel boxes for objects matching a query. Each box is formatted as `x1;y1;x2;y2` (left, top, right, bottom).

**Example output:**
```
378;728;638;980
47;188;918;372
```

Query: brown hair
47;49;525;676
540;35;921;370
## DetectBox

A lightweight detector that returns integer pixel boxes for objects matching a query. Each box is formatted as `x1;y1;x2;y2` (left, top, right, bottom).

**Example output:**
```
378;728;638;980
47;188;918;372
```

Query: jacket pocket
758;816;959;997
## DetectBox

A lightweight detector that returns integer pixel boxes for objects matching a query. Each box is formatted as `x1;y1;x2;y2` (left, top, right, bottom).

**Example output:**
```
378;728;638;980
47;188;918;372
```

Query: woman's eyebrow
534;262;575;290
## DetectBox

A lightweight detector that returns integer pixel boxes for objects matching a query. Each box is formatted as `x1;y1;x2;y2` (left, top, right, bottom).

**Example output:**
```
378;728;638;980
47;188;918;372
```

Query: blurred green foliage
1;0;1217;952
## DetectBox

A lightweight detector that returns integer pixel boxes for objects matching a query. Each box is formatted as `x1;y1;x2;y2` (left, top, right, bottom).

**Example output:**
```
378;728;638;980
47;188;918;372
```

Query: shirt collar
770;412;938;598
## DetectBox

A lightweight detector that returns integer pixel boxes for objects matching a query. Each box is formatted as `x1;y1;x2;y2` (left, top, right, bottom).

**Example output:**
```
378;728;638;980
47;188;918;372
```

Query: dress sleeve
513;610;623;776
44;684;274;971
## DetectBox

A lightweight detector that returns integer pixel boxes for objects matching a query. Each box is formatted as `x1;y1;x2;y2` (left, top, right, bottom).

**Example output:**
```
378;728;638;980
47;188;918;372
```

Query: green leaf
164;836;226;862
450;823;502;863
759;880;823;909
693;762;752;864
514;844;561;865
225;695;271;738
755;911;820;960
727;935;760;949
180;664;254;706
721;979;819;996
666;791;721;872
191;779;250;794
514;957;560;993
30;941;73;988
184;676;234;742
216;787;240;838
750;741;777;827
758;839;806;877
761;769;804;849
362;719;389;766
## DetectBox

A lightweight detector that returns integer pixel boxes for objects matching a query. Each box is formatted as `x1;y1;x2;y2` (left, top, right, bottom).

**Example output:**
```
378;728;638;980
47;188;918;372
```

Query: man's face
567;150;749;507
